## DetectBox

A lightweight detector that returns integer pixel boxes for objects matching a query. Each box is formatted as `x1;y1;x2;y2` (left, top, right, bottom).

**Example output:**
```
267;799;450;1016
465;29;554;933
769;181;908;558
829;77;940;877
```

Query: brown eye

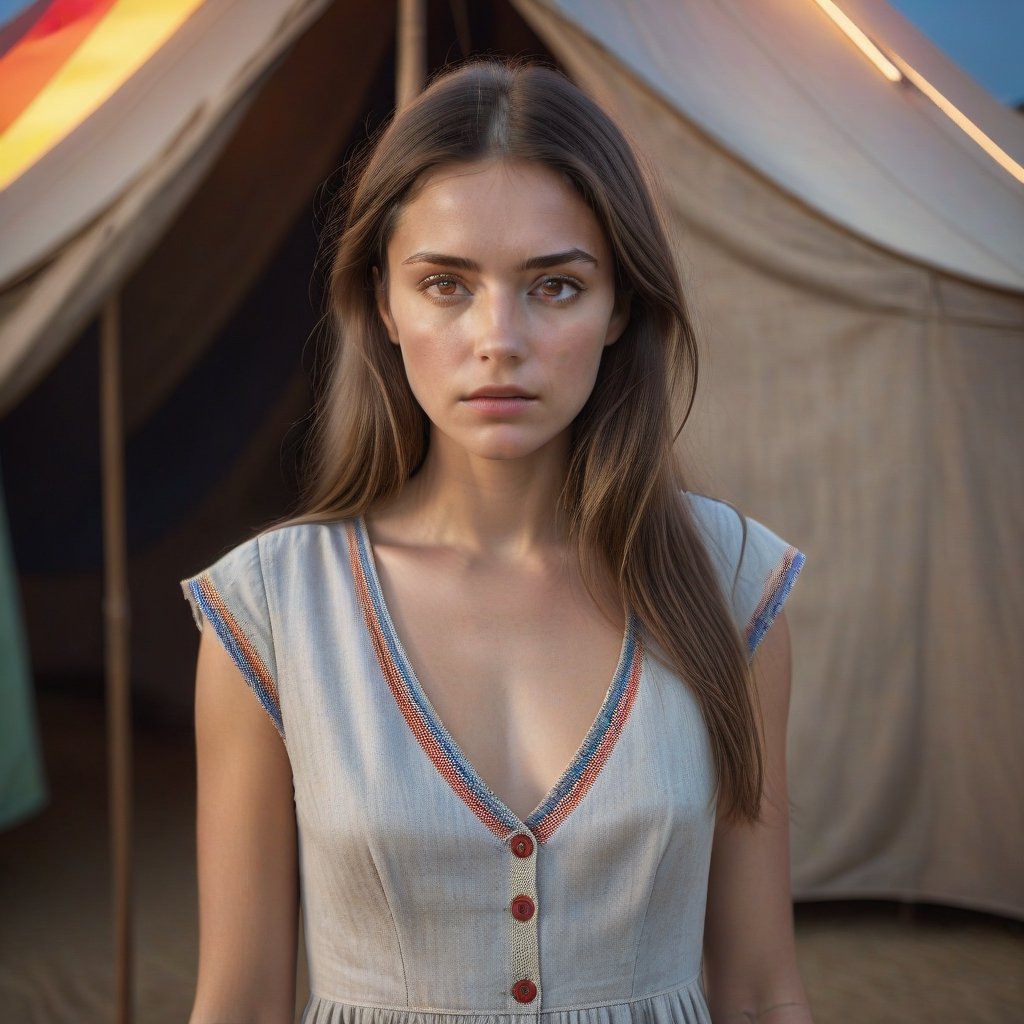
420;274;468;301
532;276;584;302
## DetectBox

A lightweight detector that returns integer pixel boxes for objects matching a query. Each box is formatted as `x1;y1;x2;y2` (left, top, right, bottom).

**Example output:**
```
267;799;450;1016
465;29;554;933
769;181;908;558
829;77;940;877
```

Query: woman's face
376;158;629;466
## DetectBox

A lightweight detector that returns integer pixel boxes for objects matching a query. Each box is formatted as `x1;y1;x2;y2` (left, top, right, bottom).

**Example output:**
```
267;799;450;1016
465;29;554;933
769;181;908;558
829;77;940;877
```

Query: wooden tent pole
101;294;133;1024
396;0;426;109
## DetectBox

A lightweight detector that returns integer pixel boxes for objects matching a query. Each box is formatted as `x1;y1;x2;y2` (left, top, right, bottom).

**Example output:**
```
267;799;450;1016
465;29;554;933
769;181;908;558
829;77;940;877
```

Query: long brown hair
299;59;762;821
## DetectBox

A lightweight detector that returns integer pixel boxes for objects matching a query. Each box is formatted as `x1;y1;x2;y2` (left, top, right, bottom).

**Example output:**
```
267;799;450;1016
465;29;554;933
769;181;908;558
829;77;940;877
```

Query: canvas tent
1;0;1021;976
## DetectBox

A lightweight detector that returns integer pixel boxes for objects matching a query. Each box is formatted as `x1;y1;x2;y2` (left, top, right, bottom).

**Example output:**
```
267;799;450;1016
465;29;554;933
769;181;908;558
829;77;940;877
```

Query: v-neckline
347;516;643;844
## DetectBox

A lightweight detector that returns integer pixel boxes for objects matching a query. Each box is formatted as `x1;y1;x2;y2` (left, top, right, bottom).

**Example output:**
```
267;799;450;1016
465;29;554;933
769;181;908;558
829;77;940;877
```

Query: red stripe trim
533;644;643;844
347;525;513;841
196;575;281;714
0;0;116;132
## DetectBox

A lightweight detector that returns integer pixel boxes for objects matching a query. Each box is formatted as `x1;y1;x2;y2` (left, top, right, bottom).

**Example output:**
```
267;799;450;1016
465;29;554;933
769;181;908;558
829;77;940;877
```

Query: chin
432;423;573;465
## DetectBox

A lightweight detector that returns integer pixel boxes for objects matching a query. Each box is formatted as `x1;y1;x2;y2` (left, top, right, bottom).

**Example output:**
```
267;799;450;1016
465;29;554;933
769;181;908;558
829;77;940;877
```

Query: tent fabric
0;0;328;277
511;0;1024;917
109;0;395;436
0;0;333;416
513;0;1024;294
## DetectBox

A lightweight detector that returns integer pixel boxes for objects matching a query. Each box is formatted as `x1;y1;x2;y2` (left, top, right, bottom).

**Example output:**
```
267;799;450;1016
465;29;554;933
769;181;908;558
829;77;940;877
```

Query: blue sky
888;0;1024;106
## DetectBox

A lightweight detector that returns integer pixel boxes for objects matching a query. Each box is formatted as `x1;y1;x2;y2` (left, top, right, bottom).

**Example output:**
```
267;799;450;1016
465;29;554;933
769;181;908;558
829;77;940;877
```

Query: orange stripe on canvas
0;0;116;133
0;0;206;189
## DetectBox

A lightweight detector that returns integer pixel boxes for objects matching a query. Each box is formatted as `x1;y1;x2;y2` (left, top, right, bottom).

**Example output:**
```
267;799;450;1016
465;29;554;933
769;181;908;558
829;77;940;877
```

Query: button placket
507;830;540;1010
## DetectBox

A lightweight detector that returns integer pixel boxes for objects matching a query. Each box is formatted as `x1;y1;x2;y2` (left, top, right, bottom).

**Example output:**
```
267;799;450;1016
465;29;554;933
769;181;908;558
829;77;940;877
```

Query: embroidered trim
348;518;641;845
348;523;519;839
527;625;641;843
188;574;283;737
745;546;805;657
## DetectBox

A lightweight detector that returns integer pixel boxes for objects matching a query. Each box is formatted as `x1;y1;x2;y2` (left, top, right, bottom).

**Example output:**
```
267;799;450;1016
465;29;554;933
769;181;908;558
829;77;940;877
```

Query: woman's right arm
190;625;299;1024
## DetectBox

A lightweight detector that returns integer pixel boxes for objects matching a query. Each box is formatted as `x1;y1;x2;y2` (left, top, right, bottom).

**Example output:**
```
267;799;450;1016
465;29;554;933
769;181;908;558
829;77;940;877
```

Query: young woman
183;59;811;1024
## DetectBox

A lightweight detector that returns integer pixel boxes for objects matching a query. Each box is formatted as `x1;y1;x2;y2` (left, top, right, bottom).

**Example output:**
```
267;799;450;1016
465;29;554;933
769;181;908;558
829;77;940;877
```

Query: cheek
387;294;429;342
555;322;612;371
536;334;607;409
394;325;459;399
397;343;438;392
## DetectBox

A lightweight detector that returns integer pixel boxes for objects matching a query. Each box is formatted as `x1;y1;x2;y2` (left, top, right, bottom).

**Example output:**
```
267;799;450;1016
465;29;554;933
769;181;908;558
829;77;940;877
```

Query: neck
378;432;572;559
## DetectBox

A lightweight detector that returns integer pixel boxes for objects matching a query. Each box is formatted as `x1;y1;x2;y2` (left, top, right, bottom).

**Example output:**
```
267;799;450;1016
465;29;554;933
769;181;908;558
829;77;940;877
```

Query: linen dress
182;493;804;1024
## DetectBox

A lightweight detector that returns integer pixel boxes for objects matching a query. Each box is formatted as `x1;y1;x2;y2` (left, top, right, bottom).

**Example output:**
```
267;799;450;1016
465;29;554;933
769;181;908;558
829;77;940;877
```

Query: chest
367;536;626;821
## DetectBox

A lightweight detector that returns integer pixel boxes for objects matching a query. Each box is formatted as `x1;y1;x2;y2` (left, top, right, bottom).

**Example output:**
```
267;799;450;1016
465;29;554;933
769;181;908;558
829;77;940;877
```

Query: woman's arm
190;626;299;1024
702;611;813;1023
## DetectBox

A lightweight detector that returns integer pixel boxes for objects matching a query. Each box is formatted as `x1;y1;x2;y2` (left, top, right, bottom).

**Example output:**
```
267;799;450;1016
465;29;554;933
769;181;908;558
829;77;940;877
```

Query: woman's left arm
702;611;814;1023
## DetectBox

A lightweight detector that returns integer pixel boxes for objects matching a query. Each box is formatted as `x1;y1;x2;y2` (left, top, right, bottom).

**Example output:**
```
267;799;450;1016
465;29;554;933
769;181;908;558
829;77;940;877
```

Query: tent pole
100;294;133;1024
396;0;426;109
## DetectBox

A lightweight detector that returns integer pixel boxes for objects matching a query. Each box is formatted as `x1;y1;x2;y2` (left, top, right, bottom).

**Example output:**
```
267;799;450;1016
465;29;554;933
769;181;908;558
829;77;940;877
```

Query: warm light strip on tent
810;0;902;83
0;0;207;191
810;0;1024;187
889;52;1024;187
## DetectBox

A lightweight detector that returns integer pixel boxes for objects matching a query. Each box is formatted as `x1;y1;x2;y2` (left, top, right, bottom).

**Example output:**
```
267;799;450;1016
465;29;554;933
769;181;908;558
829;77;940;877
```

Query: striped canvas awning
0;0;331;414
0;0;206;190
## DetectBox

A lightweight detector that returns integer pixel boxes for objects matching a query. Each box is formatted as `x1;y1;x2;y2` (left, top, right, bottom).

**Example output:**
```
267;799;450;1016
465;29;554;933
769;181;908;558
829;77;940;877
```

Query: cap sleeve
181;536;283;738
686;493;806;660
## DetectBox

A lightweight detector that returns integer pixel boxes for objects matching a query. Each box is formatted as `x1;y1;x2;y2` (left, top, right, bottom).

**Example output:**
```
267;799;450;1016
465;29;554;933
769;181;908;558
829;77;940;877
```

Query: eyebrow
400;248;599;272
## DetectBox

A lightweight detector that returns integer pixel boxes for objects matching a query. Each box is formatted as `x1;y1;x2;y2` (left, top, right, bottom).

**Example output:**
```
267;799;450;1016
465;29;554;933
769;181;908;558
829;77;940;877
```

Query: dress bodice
182;494;804;1022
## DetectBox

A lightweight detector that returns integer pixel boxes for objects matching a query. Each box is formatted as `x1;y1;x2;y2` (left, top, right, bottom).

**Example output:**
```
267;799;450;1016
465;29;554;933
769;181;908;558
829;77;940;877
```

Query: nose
472;287;527;362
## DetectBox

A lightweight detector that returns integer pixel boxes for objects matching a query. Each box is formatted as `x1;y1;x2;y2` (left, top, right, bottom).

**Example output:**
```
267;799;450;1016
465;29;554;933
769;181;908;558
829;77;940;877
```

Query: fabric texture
181;493;803;1021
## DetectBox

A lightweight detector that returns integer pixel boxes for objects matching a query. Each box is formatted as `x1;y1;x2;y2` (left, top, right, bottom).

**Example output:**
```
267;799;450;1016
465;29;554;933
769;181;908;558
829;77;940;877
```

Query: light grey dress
182;493;804;1024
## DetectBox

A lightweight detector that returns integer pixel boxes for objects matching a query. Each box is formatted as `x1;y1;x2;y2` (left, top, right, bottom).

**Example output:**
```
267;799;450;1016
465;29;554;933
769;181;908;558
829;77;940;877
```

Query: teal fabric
0;467;46;830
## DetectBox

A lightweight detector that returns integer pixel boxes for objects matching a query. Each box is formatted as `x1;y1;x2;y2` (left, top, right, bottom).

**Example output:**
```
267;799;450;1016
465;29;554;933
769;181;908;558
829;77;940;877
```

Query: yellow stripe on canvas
0;0;207;190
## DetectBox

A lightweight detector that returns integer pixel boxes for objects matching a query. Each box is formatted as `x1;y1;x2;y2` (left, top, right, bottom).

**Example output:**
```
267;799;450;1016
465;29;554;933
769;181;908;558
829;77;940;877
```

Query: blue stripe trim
188;577;284;738
746;550;806;658
352;522;521;834
525;622;636;830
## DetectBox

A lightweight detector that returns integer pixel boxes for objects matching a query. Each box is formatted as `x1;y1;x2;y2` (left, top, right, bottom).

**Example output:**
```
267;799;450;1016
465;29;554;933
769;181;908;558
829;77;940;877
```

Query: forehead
387;159;610;260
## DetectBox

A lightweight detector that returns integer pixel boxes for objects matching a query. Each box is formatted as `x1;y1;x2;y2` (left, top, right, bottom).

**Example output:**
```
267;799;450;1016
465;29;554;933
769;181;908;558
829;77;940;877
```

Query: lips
461;387;536;416
464;386;536;400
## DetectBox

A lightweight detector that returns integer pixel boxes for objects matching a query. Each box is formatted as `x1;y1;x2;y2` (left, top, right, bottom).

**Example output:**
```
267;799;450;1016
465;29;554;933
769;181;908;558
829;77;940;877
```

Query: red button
510;833;534;858
511;894;536;921
512;979;537;1003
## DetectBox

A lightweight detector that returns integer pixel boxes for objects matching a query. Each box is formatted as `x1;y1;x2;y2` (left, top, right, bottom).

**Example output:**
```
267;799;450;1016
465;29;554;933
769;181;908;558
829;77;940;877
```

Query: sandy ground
1;692;1021;1023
